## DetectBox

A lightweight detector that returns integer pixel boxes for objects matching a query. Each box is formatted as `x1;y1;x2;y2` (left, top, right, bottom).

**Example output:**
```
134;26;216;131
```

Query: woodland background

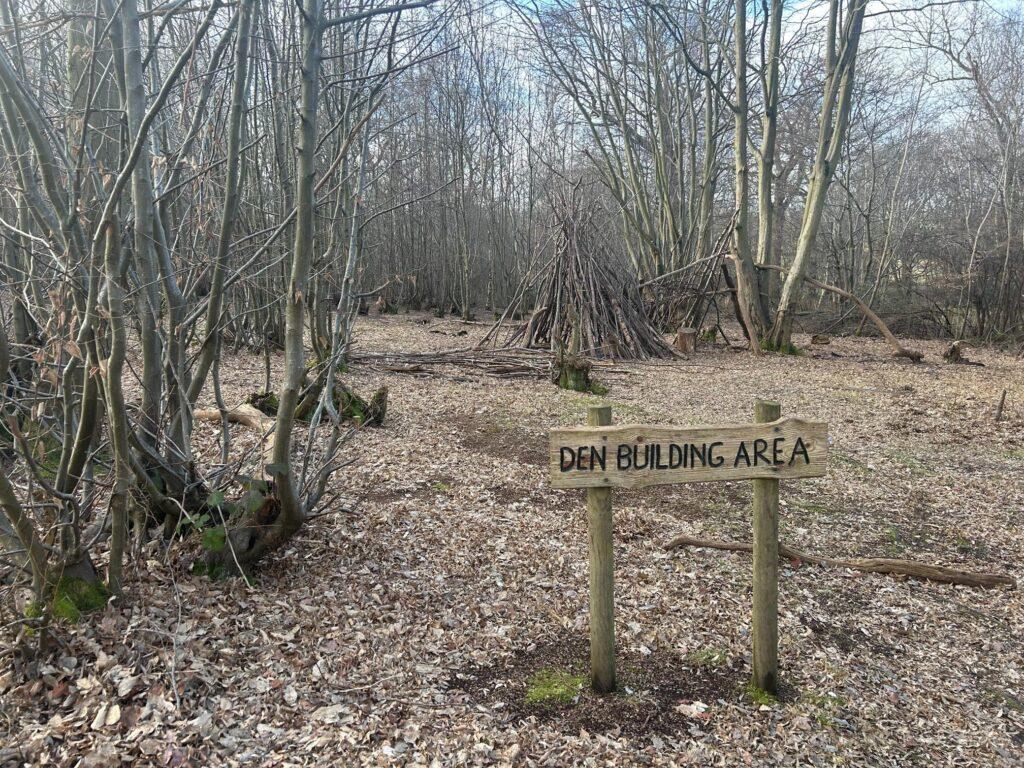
0;0;1022;699
1;1;1023;764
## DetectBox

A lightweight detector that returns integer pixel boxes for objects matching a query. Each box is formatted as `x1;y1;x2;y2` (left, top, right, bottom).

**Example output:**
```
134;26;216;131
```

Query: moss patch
556;396;653;426
191;560;227;579
246;391;279;417
832;452;872;475
28;577;111;624
792;500;839;519
450;632;742;736
761;339;804;356
887;449;932;476
800;691;847;728
745;682;779;707
954;533;990;559
334;384;388;426
202;525;227;553
524;668;585;707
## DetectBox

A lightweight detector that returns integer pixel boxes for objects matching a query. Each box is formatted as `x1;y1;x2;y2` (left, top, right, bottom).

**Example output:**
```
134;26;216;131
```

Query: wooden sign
549;417;828;489
552;403;828;697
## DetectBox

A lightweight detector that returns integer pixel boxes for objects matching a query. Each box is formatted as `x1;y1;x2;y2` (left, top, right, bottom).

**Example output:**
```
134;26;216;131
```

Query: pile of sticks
641;224;734;333
641;252;724;333
487;192;676;360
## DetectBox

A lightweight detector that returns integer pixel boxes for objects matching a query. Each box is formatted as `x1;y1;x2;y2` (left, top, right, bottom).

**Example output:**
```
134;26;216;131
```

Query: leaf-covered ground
3;315;1022;766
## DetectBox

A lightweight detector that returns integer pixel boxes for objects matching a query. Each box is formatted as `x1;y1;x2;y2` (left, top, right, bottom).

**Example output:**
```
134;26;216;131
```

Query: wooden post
995;389;1007;422
674;327;697;354
751;399;780;695
586;404;615;693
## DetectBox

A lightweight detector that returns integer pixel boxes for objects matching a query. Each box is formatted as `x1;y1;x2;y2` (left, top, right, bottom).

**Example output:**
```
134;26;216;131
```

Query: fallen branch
351;347;555;379
664;533;1016;589
195;403;274;431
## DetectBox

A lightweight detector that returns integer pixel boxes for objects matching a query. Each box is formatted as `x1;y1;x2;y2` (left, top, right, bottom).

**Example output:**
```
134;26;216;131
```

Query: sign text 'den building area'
549;418;828;489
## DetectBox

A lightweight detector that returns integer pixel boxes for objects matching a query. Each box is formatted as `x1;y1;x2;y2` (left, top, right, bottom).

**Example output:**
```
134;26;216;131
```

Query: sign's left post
586;405;616;693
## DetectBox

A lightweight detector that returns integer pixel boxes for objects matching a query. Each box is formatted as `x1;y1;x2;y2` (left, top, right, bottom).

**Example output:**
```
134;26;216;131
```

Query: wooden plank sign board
549;417;827;489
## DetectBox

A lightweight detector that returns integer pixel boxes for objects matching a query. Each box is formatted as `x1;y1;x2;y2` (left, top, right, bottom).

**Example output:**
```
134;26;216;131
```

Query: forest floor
2;313;1023;767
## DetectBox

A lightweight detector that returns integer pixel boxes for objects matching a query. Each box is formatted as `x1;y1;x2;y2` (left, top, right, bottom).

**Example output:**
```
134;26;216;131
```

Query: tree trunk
188;0;258;405
755;0;782;313
119;0;165;448
731;0;769;348
768;0;866;350
239;0;324;566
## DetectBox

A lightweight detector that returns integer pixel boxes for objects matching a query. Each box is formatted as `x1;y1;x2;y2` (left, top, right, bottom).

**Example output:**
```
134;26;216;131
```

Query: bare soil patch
451;411;547;467
448;631;744;737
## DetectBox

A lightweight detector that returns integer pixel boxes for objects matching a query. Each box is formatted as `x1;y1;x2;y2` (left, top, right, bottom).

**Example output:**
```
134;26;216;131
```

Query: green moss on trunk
553;352;606;394
760;339;803;356
26;577;110;624
333;384;387;426
246;390;280;416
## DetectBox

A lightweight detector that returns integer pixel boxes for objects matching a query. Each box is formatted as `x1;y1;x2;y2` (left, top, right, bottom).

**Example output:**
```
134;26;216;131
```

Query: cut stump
674;327;697;354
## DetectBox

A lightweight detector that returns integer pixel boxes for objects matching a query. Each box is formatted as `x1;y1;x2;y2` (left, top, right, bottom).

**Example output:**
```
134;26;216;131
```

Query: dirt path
3;314;1022;766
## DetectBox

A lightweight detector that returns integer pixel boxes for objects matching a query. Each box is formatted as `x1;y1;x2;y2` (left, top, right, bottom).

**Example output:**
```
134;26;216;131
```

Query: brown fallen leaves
1;314;1022;766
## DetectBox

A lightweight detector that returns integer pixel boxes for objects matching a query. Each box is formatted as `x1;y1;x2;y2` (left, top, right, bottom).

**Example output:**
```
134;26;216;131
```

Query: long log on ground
195;403;274;431
195;404;275;463
351;347;557;379
754;263;924;362
664;533;1016;589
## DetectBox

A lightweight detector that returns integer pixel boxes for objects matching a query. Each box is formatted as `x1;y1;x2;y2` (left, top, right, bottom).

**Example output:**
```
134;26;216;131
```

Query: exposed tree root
218;484;285;572
942;340;984;366
664;533;1016;589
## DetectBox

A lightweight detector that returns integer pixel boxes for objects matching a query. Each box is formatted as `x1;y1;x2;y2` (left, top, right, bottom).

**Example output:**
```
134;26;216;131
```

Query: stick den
559;437;811;473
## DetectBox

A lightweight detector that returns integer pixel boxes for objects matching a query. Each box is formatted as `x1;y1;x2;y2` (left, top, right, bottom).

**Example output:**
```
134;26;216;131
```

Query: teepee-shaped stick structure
490;191;676;360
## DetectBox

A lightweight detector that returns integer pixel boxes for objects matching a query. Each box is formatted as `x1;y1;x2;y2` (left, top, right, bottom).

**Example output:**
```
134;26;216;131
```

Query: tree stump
333;383;388;426
943;340;964;363
674;327;697;354
942;341;984;366
554;352;593;392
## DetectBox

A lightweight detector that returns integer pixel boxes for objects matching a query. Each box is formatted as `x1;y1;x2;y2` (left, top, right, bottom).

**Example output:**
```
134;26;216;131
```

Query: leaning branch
754;263;924;361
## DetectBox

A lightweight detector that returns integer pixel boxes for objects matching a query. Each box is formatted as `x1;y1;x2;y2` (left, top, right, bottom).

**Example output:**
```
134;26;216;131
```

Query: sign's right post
751;399;781;695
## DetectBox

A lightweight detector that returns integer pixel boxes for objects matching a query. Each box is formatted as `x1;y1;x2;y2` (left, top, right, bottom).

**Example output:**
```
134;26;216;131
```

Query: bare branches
321;0;437;29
